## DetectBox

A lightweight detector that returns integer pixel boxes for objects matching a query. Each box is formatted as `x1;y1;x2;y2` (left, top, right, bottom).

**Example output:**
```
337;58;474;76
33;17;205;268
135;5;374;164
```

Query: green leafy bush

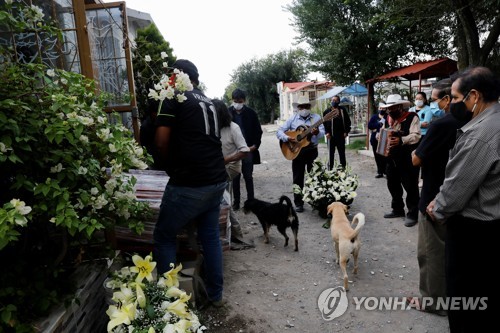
0;2;152;330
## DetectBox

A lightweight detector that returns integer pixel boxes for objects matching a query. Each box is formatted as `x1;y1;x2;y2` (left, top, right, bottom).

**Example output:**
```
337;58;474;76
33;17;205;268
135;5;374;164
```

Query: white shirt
220;122;250;179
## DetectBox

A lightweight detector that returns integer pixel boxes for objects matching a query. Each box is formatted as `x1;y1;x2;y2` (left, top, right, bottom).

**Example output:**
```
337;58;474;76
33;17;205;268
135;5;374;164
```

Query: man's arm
277;116;294;142
401;115;421;145
323;108;333;138
411;150;422;167
252;111;263;148
343;108;351;135
155;126;171;162
432;138;493;221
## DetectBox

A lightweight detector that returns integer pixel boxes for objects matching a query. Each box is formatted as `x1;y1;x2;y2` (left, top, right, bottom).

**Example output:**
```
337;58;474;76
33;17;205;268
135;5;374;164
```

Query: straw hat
379;94;411;109
292;95;316;108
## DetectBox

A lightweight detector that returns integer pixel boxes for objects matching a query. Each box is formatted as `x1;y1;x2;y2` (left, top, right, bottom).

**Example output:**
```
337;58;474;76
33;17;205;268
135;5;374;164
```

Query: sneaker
295;205;304;213
210;298;227;308
384;211;405;218
375;173;384;178
232;202;240;210
404;216;418;227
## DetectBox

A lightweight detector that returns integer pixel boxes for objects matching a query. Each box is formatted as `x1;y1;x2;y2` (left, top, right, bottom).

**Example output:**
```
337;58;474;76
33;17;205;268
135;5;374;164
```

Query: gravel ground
200;124;449;333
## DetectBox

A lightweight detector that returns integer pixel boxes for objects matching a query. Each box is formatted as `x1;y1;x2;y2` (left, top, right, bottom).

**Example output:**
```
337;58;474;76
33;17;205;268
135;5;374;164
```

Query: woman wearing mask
276;95;325;212
410;92;433;140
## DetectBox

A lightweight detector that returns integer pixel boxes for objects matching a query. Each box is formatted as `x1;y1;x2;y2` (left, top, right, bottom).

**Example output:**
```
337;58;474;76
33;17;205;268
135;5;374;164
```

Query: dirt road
203;125;449;333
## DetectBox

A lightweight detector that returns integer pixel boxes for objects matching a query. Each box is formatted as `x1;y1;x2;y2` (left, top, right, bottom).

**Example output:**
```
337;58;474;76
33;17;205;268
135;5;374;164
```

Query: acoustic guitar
280;109;340;160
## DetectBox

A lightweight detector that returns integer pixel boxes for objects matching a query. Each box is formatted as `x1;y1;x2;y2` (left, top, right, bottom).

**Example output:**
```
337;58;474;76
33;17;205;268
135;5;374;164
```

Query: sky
105;0;314;99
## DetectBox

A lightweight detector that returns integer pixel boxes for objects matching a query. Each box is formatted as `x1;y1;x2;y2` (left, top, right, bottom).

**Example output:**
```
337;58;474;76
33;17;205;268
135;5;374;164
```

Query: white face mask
298;109;310;117
233;103;244;111
415;100;424;108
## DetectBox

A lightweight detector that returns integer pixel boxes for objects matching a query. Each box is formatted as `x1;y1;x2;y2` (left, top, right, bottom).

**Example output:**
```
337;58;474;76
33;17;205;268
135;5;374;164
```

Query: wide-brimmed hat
379;94;411;109
292;95;315;108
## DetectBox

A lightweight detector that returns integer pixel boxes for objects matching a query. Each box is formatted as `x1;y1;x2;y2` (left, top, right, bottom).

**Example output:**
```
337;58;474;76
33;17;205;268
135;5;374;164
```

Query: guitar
280;109;340;160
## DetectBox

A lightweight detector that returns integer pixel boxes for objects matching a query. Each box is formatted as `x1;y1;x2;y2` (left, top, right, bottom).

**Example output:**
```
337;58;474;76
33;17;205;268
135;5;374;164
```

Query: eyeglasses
429;95;447;103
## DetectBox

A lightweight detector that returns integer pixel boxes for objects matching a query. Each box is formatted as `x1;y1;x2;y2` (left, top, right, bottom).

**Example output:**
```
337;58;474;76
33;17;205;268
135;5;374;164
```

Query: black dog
243;195;299;251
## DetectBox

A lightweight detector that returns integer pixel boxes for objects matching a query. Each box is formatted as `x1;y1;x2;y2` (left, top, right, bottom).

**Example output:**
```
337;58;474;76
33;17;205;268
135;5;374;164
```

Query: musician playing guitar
276;95;325;213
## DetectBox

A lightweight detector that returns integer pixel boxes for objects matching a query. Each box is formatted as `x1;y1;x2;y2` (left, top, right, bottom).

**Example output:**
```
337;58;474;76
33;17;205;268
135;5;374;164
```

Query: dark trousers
328;136;346;169
417;212;446;311
232;152;254;204
446;215;498;332
292;147;318;206
385;154;419;218
371;140;387;175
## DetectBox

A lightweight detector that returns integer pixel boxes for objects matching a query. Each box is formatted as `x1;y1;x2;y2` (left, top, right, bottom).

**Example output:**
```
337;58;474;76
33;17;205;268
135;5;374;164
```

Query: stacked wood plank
109;169;230;252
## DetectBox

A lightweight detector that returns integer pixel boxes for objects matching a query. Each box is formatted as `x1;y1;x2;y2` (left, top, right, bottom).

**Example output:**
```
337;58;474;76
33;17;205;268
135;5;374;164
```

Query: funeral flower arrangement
293;159;359;217
105;254;206;333
143;53;193;106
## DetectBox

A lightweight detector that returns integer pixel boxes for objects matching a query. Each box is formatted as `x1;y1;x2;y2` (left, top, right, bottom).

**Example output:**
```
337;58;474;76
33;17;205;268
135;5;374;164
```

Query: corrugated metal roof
366;57;457;83
283;81;334;92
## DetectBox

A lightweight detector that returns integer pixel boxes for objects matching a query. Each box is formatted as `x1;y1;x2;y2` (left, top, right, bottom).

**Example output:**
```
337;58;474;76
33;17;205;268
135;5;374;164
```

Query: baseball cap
171;59;199;83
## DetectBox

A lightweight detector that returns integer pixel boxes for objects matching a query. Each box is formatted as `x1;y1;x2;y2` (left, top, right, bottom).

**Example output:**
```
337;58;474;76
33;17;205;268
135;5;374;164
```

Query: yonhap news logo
317;286;488;321
317;287;348;321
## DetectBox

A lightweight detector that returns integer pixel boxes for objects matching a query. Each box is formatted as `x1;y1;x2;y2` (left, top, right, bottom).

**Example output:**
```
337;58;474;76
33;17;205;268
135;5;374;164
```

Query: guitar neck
299;109;339;137
301;118;325;137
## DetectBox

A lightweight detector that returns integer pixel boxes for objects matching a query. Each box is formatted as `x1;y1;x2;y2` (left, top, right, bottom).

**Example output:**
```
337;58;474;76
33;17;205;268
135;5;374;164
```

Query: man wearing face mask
277;95;325;212
380;94;421;227
323;95;351;169
426;67;500;332
409;79;466;316
229;88;263;210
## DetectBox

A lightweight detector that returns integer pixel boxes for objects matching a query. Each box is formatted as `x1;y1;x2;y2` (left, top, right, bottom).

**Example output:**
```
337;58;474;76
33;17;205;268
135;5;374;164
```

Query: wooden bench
107;169;230;255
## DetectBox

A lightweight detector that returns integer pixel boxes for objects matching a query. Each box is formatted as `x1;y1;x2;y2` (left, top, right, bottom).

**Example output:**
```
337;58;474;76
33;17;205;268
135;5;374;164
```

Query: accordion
376;128;398;157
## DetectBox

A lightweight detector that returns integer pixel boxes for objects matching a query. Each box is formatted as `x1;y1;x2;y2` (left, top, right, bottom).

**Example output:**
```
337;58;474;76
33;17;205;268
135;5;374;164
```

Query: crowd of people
141;59;499;331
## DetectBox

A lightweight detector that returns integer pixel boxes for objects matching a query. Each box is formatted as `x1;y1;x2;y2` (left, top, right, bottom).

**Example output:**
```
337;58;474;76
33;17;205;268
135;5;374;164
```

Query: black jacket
229;105;263;164
323;106;351;141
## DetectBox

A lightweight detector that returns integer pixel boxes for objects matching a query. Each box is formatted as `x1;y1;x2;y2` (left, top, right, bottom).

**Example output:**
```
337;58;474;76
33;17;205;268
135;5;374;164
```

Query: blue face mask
331;101;339;108
429;101;440;110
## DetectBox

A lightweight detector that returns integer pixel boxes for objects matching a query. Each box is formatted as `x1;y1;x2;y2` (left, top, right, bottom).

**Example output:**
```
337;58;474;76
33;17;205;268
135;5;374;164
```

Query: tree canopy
228;49;310;123
287;0;451;84
287;0;499;83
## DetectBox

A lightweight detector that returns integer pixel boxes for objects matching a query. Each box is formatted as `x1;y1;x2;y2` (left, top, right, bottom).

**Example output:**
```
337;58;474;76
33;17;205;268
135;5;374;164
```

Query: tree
287;0;451;85
451;0;500;70
229;49;310;123
288;0;500;82
132;24;175;119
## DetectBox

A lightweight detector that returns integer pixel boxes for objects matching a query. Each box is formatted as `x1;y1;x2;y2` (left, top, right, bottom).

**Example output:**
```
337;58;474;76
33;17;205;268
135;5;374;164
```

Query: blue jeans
153;182;227;301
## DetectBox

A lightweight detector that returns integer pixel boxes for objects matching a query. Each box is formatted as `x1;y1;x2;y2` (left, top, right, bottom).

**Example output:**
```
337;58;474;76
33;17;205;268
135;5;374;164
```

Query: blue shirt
276;113;325;145
414;106;432;136
412;105;445;136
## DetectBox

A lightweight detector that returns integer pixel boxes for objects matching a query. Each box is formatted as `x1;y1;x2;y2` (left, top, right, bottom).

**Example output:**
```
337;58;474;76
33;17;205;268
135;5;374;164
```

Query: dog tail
279;195;299;225
279;195;293;209
351;213;365;239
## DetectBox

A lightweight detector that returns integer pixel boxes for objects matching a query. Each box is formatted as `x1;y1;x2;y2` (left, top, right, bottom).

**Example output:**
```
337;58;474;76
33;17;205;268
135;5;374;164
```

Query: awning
317;86;346;100
366;57;457;83
317;82;368;100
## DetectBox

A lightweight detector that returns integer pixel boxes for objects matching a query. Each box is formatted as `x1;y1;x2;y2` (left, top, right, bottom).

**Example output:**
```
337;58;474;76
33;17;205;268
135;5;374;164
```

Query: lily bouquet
105;254;206;333
294;159;359;218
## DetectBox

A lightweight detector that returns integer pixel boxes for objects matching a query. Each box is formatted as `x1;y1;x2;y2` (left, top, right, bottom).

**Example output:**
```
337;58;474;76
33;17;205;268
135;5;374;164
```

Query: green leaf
1;307;12;324
8;154;23;164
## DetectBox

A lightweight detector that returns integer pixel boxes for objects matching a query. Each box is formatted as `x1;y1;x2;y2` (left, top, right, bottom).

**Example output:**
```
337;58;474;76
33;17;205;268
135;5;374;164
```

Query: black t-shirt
415;113;466;213
155;88;227;187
